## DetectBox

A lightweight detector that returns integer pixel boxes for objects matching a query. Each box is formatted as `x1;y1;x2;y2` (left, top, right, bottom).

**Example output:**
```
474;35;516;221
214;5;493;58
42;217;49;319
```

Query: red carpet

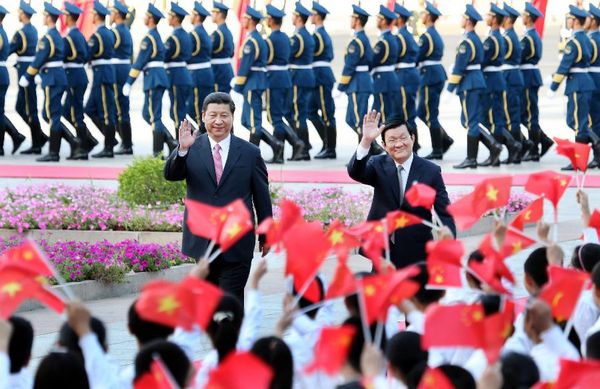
1;164;598;187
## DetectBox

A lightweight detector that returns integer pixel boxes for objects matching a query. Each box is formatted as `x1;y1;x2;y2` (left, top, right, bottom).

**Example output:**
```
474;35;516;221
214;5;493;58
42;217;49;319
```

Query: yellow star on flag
472;310;483;322
23;250;34;261
560;179;568;187
375;225;384;233
512;241;523;254
1;281;22;298
524;210;532;220
395;215;409;229
338;335;352;347
157;295;180;315
226;223;242;238
501;323;513;339
365;284;376;297
434;274;444;284
486;185;498;202
329;230;344;245
552;292;564;307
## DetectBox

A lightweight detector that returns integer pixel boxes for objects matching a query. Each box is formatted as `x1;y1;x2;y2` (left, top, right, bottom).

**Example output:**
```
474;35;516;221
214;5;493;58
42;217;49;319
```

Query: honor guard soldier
111;1;134;155
371;6;399;125
62;2;92;160
85;0;117;158
19;2;73;162
234;6;283;162
449;5;500;170
264;4;305;163
338;5;375;151
187;1;214;131
11;1;45;155
417;2;452;160
123;4;176;158
309;1;336;160
521;2;552;161
0;6;25;155
210;1;234;93
587;4;600;168
165;2;192;139
393;4;420;144
286;1;314;161
551;6;599;170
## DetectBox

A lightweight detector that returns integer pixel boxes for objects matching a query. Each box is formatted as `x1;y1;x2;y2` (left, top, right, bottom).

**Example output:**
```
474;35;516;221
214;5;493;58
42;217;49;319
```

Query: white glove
122;83;131;97
546;88;556;99
34;75;42;85
18;76;29;88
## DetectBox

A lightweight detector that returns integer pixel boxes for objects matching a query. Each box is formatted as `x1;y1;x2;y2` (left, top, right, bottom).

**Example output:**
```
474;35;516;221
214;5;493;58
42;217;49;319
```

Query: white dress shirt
530;325;580;382
178;133;232;169
355;145;414;194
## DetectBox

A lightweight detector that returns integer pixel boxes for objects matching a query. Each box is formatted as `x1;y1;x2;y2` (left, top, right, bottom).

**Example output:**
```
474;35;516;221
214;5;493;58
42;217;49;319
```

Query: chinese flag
305;325;357;375
180;276;224;330
185;199;224;241
426;240;464;288
283;221;331;290
217;201;253;252
349;220;386;269
447;193;481;231
256;199;302;251
499;229;536;258
134;355;179;389
510;197;544;231
135;280;195;330
205;352;273;389
326;220;361;263
426;240;464;265
405;183;437;209
386;210;423;232
539;266;589;322
524;171;571;210
423;303;485;349
326;262;358;300
533;0;548;38
469;236;515;295
554;137;591;172
0;240;55;277
481;300;515;363
553;358;600;389
427;262;462;288
587;209;600;239
418;368;456;389
472;176;513;215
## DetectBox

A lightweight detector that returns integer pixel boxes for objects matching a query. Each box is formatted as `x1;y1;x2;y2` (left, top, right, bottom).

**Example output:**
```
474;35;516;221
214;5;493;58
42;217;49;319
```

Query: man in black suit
164;92;272;301
348;110;455;269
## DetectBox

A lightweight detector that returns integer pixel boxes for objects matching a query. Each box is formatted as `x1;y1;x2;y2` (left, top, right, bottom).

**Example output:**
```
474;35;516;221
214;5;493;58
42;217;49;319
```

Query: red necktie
213;143;223;184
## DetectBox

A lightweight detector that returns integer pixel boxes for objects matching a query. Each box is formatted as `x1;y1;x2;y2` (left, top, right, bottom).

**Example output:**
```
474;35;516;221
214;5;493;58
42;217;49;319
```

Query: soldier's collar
378;28;390;36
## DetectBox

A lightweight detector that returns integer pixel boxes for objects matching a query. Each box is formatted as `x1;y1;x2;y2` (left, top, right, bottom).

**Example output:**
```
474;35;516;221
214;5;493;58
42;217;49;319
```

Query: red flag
447;193;481;231
472;176;513;215
179;277;224;330
499;229;537;258
326;220;361;263
305;325;357;375
386;210;423;232
426;240;464;264
587;209;600;239
426;240;464;288
533;0;548;38
134;355;179;389
469;237;515;294
256;199;302;251
217;201;253;252
553;358;600;389
554;137;591;172
326;262;358;300
205;352;273;389
0;240;55;277
283;221;331;290
481;300;515;363
423;303;486;349
418;368;456;389
510;197;544;230
539;266;589;322
405;183;437;209
349;220;386;269
524;171;571;210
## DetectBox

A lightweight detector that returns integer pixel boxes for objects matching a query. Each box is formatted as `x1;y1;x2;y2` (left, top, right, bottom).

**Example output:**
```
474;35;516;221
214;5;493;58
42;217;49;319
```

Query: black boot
588;132;600;169
518;132;535;161
478;129;503;167
289;127;310;161
424;127;443;160
500;130;523;164
92;124;115;158
454;135;479;169
62;125;87;160
3;117;25;154
412;126;420;154
284;125;307;161
441;127;454;154
0;122;5;156
163;130;179;154
21;120;46;155
523;130;541;162
248;131;261;146
83;125;99;152
153;131;164;158
315;125;336;159
261;130;284;164
310;117;327;154
540;130;554;157
36;130;61;162
115;122;133;155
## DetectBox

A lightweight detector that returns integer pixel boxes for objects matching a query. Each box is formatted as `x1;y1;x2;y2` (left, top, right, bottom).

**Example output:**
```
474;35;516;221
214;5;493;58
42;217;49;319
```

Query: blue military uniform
0;5;25;155
187;2;214;130
338;5;373;142
309;1;337;160
371;6;399;125
503;5;526;142
211;1;234;93
124;4;175;157
11;1;44;154
588;5;600;139
112;0;134;154
393;4;419;131
165;2;192;135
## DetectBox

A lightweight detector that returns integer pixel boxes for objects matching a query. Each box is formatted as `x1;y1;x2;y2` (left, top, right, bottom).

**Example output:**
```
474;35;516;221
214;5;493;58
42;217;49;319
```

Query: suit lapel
218;135;242;187
405;155;423;194
382;156;401;207
199;135;217;185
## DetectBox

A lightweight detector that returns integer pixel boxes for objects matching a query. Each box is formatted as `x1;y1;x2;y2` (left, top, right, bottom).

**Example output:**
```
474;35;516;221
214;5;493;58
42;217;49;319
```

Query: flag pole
431;208;443;228
204;240;216;259
357;279;373;344
383;221;392;266
208;247;223;263
373;319;384;347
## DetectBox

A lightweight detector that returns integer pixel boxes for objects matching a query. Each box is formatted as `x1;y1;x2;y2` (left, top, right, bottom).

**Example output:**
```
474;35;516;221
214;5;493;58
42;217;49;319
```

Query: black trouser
205;257;251;306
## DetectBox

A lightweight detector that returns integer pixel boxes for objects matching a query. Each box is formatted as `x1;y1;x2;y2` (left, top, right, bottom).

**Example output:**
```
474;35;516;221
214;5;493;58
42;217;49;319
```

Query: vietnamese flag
349;220;386;268
554;137;591;172
326;262;358;300
217;200;253;252
305;325;357;375
256;199;302;251
426;240;464;265
524;171;571;210
539;266;589;322
134;355;179;389
326;220;361;263
553;358;600;389
426;240;464;288
418;368;456;389
386;210;423;232
205;352;273;389
405;183;437;209
179;277;224;330
0;240;55;277
422;303;485;349
135;280;195;330
472;176;513;215
510;197;544;231
499;229;537;258
447;192;481;231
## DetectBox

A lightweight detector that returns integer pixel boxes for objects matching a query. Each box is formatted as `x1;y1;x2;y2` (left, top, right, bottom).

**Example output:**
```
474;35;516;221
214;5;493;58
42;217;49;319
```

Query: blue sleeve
338;39;361;91
126;36;152;85
9;31;23;55
371;39;389;67
290;33;304;60
417;33;431;63
25;36;50;80
551;40;577;90
165;35;176;60
447;41;471;92
234;40;255;92
211;29;224;54
86;33;100;62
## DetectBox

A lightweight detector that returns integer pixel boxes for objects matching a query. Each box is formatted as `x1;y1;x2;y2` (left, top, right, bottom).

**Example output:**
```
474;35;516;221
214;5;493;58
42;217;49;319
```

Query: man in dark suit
164;92;272;301
348;110;455;269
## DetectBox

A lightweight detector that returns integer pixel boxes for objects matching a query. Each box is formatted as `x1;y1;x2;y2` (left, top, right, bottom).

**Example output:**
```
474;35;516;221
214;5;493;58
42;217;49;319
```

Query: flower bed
0;236;192;284
448;191;534;216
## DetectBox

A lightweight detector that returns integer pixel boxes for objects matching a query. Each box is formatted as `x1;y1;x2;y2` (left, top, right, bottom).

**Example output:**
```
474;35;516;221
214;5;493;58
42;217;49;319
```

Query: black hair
203;91;236;114
128;301;175;345
293;276;325;319
469;18;479;26
297;14;308;24
466;249;484;289
217;9;228;18
381;16;394;26
479;294;502;315
0;14;5;23
500;352;540;389
33;352;90;389
571;243;600;273
429;14;439;23
381;119;415;144
342;316;386;374
586;330;600;360
405;361;428;389
8;316;33;374
68;13;80;22
524;247;549;288
528;14;539;23
49;14;59;24
270;16;283;26
356;14;368;27
592;262;600;289
436;365;476;389
172;13;184;24
150;15;160;25
206;293;244;362
574;16;587;27
492;14;504;26
118;11;128;20
411;263;445;307
250;337;294;389
134;340;190;388
58;317;107;364
399;15;410;23
315;12;327;20
386;332;428;381
508;15;518;24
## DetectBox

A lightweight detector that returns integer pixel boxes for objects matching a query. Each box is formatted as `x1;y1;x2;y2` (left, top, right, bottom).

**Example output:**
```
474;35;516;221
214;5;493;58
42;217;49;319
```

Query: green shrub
118;157;186;207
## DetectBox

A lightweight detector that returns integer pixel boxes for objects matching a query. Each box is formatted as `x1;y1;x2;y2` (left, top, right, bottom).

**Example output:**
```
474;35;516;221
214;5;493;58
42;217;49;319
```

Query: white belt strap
91;59;113;66
211;58;232;65
371;65;395;74
355;65;369;72
289;64;312;70
165;61;187;68
419;60;442;67
589;66;600;73
520;64;538;70
466;64;481;70
16;56;35;62
266;65;289;71
396;62;416;69
0;61;6;67
143;61;164;69
483;65;502;72
312;61;332;68
112;58;131;65
250;66;267;72
501;64;518;70
570;68;589;74
64;63;85;69
188;62;211;70
41;61;63;69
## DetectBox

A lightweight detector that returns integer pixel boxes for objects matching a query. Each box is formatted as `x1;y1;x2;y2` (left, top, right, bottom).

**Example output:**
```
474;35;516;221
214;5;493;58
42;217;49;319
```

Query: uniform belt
211;58;232;65
355;65;369;72
312;61;332;68
41;61;63;70
144;61;164;69
501;64;518;70
64;63;85;69
250;66;267;72
91;59;113;66
371;65;395;74
112;59;131;65
0;61;6;67
165;61;187;68
589;66;600;73
16;56;34;62
466;64;481;70
289;64;312;70
396;62;416;69
419;60;442;67
187;62;211;70
266;65;289;71
569;68;589;74
519;64;538;70
483;65;502;72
